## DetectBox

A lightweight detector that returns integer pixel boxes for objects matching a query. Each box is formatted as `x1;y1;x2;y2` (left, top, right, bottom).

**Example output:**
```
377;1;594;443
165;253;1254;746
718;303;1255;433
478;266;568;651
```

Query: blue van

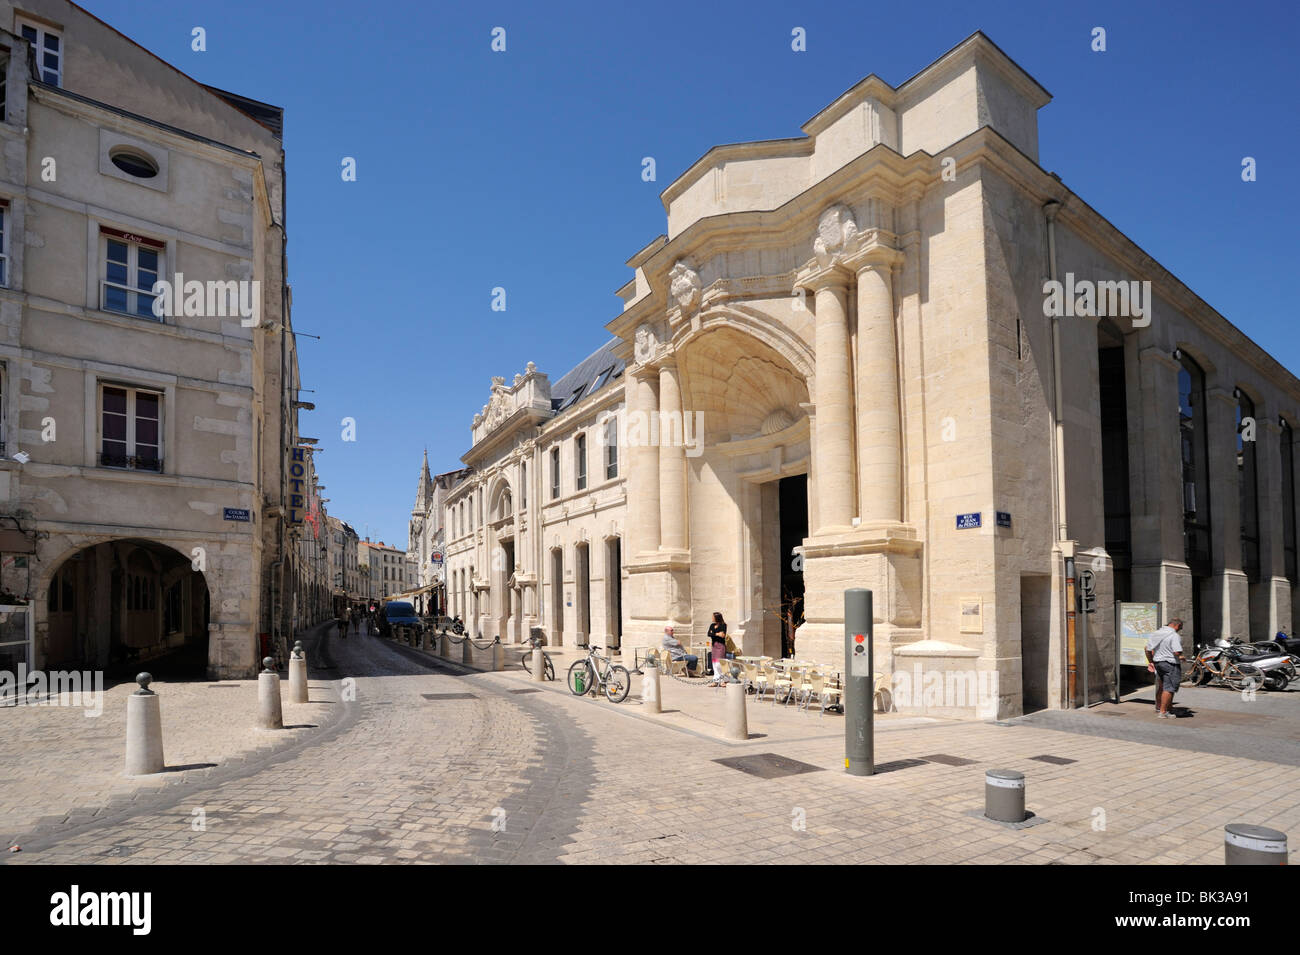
384;601;420;634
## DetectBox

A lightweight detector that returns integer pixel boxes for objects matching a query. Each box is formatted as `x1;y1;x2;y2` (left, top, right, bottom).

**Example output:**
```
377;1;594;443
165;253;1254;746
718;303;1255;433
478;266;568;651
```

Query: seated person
662;625;698;675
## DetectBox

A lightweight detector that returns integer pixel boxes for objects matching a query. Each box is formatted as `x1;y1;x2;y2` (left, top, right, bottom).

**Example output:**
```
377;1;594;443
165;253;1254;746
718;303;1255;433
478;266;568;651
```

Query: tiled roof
549;339;625;412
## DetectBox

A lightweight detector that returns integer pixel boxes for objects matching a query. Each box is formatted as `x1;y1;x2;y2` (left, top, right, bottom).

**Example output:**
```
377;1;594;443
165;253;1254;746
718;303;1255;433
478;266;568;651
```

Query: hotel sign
288;447;306;524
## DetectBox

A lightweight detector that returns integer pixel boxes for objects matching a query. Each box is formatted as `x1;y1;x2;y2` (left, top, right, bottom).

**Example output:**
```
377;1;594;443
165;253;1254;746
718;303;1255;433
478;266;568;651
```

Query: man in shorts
1144;618;1186;719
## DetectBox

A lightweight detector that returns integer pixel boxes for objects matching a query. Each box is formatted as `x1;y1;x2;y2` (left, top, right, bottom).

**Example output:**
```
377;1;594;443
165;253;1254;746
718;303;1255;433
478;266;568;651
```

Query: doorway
550;548;564;646
778;475;808;658
605;538;622;651
1020;573;1052;713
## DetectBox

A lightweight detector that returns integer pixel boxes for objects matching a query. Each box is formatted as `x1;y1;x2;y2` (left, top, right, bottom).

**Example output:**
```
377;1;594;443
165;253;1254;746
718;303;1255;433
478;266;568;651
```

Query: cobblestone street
3;627;1298;865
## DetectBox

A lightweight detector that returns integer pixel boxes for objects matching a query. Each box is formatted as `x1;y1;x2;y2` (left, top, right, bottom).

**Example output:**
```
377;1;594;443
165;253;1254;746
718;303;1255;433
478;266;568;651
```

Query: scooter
1219;639;1295;690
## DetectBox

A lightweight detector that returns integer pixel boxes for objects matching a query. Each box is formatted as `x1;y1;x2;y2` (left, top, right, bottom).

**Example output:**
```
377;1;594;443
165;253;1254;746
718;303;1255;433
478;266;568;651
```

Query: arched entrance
42;539;211;676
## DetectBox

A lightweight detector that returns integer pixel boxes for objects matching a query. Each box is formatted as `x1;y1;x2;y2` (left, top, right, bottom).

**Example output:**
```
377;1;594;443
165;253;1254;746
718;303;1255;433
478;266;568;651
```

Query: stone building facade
0;1;312;677
423;33;1300;717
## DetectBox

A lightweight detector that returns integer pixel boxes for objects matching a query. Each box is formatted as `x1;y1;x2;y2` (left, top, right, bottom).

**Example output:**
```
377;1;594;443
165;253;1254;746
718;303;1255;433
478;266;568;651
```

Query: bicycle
1181;650;1264;691
567;645;630;703
519;634;555;681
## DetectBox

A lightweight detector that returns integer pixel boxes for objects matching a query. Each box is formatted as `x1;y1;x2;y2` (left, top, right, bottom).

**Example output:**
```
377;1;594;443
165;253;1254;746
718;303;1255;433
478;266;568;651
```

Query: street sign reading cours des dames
223;507;251;522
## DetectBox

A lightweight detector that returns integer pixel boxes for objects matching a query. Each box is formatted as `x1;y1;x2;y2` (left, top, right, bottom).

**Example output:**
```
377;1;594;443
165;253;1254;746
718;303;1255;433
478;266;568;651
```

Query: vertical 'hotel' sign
288;447;306;524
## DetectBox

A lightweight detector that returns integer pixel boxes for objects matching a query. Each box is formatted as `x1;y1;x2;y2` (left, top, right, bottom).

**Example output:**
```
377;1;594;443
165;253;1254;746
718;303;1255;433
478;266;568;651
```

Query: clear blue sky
84;0;1299;548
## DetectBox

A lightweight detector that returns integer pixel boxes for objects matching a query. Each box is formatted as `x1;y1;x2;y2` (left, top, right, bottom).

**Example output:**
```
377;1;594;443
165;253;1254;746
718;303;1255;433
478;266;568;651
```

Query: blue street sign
223;507;251;522
956;512;982;530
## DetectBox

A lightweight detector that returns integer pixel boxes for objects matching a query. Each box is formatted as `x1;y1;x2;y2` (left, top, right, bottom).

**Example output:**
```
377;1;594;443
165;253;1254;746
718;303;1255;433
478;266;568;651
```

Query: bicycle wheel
567;660;595;696
603;665;631;703
544;655;555;682
1226;663;1264;692
520;651;533;675
1180;663;1201;686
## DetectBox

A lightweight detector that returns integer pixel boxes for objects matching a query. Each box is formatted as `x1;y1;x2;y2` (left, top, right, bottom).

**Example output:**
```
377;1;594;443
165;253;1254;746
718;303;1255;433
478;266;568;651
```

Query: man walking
1144;618;1186;719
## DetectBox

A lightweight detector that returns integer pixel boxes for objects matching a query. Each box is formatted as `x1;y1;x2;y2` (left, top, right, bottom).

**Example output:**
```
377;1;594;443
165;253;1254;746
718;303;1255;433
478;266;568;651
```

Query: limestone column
1254;417;1288;634
1130;347;1188;614
658;360;687;552
807;270;855;533
628;368;661;556
1206;387;1247;642
850;254;902;525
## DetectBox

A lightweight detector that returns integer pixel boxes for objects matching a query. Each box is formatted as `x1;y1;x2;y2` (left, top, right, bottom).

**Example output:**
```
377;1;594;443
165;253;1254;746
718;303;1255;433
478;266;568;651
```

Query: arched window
1178;356;1211;576
1283;419;1297;585
1237;392;1260;582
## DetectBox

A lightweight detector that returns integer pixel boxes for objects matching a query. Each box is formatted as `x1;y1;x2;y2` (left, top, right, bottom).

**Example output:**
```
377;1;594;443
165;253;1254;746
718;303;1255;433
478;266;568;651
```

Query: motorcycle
1218;639;1295;690
449;617;466;636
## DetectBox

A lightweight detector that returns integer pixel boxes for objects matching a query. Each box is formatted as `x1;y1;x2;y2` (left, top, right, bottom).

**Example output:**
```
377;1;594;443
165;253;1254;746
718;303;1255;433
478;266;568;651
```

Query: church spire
414;448;433;512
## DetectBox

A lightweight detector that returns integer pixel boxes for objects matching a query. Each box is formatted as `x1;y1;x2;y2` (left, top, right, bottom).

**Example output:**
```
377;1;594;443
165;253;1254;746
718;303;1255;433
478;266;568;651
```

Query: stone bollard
288;640;308;704
462;638;474;667
124;672;165;776
532;647;547;684
984;769;1026;823
725;680;748;740
1224;824;1288;865
440;633;449;659
258;656;284;730
641;661;661;712
492;640;505;671
421;629;430;652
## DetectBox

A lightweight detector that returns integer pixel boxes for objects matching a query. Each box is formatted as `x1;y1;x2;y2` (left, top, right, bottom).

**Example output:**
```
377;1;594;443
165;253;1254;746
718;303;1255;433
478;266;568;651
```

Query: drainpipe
1044;199;1077;708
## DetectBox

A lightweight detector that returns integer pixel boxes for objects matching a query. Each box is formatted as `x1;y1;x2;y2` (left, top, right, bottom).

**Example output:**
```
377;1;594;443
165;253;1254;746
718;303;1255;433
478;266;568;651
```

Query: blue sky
84;0;1299;547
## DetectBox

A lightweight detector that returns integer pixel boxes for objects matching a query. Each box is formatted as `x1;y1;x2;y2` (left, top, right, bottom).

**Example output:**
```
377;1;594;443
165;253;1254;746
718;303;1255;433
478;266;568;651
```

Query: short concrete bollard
492;641;505;671
641;662;661;712
258;656;284;730
288;640;308;704
440;633;449;658
462;639;473;666
124;672;165;776
1224;824;1288;865
984;769;1026;823
421;629;430;652
532;647;547;684
725;680;748;740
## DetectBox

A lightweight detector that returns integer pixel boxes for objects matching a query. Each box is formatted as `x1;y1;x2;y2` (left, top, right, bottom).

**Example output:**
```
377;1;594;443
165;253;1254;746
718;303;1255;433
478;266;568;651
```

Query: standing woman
708;611;729;685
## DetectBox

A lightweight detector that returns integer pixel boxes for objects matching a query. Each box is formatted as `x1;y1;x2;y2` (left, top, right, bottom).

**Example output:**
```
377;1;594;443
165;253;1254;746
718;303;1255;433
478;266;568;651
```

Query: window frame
575;433;587;491
550;447;561;500
99;227;164;321
99;382;164;472
605;417;618;480
17;18;62;87
0;199;8;289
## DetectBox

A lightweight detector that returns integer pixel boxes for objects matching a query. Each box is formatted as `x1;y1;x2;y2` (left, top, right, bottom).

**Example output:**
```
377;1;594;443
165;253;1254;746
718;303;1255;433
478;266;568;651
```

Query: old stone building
0;1;311;677
423;32;1299;717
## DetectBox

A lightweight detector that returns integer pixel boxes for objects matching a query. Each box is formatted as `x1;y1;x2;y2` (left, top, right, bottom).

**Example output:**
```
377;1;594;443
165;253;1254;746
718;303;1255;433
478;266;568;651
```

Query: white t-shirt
1145;626;1183;663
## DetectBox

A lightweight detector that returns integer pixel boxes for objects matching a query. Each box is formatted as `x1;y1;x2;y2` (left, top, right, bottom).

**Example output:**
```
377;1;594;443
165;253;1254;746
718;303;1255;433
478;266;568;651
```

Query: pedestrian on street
337;615;348;640
1144;618;1185;719
707;611;729;684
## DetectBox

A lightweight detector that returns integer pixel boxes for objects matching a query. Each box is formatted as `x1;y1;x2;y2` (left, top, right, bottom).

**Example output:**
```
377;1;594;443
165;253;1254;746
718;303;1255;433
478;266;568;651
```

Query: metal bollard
462;639;473;666
1224;824;1287;865
844;588;874;776
725;680;748;741
288;640;308;704
257;656;284;729
532;647;547;684
985;769;1026;823
124;672;165;776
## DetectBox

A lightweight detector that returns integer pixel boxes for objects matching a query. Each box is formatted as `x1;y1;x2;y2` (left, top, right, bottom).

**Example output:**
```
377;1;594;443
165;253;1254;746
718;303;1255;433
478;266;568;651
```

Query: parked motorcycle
1217;639;1295;690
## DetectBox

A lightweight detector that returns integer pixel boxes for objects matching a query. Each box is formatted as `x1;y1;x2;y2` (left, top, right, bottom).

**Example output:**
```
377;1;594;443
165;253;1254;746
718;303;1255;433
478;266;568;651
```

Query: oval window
110;149;159;179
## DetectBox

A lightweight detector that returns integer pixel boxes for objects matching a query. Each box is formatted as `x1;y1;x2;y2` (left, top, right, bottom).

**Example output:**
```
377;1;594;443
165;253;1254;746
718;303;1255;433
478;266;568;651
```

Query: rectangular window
0;362;6;458
575;434;587;490
18;20;61;87
0;200;8;288
550;447;561;500
605;417;618;479
100;227;163;319
0;55;7;122
100;384;163;471
520;461;527;509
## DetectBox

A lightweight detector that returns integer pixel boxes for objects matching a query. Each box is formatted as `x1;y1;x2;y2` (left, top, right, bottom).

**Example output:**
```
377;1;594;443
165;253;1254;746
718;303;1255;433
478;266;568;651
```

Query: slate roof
549;339;625;412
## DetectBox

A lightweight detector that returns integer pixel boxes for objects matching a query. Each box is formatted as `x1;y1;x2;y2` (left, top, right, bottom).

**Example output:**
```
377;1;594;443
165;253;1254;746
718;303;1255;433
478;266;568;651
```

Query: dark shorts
1154;660;1180;693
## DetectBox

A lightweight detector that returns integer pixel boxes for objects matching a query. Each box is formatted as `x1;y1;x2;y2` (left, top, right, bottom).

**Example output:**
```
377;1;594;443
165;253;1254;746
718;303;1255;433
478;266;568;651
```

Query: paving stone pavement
3;628;1298;864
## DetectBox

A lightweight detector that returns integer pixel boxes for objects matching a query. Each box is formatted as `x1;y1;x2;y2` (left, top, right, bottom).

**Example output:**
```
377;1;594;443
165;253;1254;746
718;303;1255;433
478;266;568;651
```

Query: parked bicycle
567;645;630;703
519;633;555;681
1181;642;1266;691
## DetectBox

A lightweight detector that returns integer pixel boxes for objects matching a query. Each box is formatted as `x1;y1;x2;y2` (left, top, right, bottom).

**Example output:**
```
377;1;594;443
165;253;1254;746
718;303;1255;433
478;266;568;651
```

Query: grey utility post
288;640;308;704
844;588;874;776
258;656;284;729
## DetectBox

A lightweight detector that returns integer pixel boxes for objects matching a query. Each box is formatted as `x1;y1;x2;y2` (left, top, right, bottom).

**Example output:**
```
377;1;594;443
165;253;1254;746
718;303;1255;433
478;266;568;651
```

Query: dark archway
44;539;210;677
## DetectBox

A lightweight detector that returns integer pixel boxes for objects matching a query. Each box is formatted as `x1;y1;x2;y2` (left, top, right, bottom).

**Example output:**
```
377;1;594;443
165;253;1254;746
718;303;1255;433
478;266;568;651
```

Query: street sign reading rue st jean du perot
956;512;981;530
